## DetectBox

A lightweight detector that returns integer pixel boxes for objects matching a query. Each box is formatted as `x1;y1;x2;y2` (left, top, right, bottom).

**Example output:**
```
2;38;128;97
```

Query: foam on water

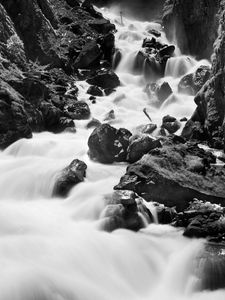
0;6;223;300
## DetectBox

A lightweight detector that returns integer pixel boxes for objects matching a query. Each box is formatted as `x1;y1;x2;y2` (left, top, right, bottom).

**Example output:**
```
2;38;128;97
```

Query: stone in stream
88;123;132;164
104;109;115;121
114;139;225;212
100;190;153;232
161;115;181;134
127;135;161;163
86;118;101;129
53;159;87;197
87;85;103;97
174;199;225;240
87;70;120;89
155;82;173;103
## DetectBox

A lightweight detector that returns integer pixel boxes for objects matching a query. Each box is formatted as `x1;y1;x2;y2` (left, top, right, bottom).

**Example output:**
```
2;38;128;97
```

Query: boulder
87;85;103;97
115;140;225;211
65;0;80;7
89;19;115;34
53;159;87;197
174;199;225;239
86;118;101;129
87;70;120;89
88;123;132;164
156;82;172;103
127;135;161;163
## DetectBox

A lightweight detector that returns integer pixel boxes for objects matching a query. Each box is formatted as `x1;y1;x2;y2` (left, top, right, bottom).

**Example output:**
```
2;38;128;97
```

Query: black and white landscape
0;0;225;299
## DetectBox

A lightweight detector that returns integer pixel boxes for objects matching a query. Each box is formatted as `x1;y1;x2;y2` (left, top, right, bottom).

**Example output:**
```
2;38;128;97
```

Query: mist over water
0;6;224;300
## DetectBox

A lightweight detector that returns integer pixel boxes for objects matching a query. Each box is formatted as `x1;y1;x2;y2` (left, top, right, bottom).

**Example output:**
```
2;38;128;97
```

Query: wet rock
163;0;220;60
87;85;103;97
127;135;161;163
156;204;177;224
74;40;102;69
136;124;157;135
104;88;115;96
88;123;132;164
64;101;91;120
86;118;101;129
115;141;225;211
174;199;225;239
178;66;211;95
53;159;87;197
87;70;120;89
162;115;181;134
0;80;32;149
156;82;172;103
181;120;208;141
100;190;153;232
180;117;188;122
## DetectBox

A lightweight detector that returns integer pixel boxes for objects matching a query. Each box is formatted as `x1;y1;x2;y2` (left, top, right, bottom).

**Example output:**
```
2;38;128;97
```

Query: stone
104;109;115;121
89;19;115;34
53;159;87;197
127;135;162;163
87;85;103;97
115;140;225;212
156;82;172;103
87;70;120;89
88;123;132;164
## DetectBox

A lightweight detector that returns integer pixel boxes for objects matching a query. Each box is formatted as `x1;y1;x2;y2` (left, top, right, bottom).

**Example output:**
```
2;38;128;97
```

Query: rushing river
0;6;224;300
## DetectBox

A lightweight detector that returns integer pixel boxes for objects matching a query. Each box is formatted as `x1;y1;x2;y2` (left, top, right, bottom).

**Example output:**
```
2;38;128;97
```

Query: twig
143;108;152;123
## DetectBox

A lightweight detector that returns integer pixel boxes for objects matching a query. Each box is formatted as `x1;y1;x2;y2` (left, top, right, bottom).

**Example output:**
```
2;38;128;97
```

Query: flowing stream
0;7;224;300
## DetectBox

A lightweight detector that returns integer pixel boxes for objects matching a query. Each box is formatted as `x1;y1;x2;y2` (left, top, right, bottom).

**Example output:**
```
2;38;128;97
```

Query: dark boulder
88;123;132;164
115;140;225;211
53;159;87;197
87;85;103;97
162;115;181;134
174;199;225;239
127;135;161;163
87;70;120;89
65;0;80;7
86;118;101;129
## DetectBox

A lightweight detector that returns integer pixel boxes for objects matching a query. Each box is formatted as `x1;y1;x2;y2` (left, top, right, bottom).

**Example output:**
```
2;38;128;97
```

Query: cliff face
192;1;225;148
0;0;117;148
163;0;220;60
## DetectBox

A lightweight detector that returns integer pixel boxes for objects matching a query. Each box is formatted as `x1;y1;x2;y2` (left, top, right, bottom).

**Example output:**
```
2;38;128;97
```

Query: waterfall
0;6;223;300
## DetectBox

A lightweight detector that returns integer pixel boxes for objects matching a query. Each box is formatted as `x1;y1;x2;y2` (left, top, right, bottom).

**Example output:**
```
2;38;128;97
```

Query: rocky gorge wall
0;0;118;148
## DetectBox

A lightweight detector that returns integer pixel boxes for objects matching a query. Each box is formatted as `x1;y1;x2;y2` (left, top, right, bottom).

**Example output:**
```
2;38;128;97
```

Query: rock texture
163;0;220;60
183;1;225;149
0;0;117;148
115;138;225;211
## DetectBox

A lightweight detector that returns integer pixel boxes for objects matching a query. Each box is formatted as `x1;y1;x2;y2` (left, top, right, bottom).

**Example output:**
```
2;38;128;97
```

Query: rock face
115;139;225;211
184;1;225;149
88;124;132;164
53;159;87;197
163;0;220;60
100;190;153;232
0;0;117;148
0;80;32;148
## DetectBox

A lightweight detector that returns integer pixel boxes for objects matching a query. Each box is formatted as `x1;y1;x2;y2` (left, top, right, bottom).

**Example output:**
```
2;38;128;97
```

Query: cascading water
0;6;224;300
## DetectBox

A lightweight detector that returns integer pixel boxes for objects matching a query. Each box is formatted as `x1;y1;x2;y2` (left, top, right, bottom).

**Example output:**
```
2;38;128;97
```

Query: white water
0;6;224;300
